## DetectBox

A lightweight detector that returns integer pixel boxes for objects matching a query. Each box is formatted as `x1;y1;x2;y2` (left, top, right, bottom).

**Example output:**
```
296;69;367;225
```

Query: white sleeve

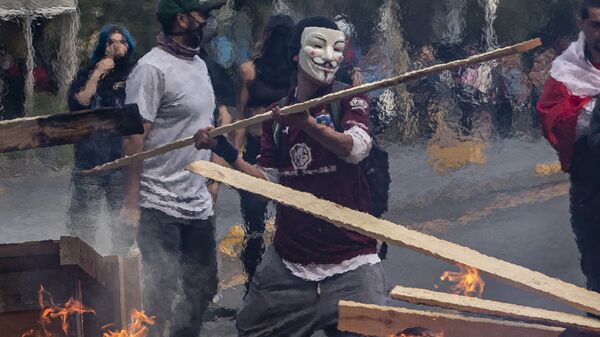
257;166;280;183
342;126;373;164
125;63;164;123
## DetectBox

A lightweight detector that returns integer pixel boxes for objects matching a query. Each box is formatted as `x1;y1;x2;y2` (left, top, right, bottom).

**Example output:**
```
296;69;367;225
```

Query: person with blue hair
66;23;136;256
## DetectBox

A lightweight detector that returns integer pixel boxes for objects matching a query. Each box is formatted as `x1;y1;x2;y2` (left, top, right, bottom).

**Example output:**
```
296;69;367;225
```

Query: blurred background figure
0;46;25;121
198;6;237;205
65;24;136;256
232;13;294;290
335;14;363;87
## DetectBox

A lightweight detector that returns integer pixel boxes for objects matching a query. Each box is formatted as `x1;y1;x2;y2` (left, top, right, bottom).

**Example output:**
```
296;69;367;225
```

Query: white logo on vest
290;143;312;170
349;97;368;112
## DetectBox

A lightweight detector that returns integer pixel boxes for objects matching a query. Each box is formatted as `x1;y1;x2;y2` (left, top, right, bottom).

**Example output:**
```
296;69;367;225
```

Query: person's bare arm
232;61;255;150
119;122;151;227
75;58;115;106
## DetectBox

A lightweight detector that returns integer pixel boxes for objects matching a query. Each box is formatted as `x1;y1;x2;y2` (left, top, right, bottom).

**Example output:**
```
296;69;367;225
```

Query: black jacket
67;65;129;170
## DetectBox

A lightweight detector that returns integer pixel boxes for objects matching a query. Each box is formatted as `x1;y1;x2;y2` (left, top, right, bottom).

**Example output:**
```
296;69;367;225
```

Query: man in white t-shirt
120;0;224;336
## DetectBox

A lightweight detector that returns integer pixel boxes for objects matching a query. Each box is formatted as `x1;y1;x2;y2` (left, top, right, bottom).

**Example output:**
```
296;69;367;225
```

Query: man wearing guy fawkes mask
195;16;386;337
121;1;225;336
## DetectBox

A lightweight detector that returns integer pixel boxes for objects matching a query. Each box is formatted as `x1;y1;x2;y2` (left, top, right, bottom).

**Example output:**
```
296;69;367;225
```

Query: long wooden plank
390;286;600;333
0;104;143;153
84;38;541;175
338;301;564;337
186;161;600;315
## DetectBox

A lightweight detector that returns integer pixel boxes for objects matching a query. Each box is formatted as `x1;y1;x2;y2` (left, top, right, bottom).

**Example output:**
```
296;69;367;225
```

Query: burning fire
21;285;96;337
21;285;154;337
102;310;156;337
436;264;485;298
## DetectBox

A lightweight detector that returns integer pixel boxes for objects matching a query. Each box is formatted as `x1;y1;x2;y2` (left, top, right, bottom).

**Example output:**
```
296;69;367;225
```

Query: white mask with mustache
299;27;346;84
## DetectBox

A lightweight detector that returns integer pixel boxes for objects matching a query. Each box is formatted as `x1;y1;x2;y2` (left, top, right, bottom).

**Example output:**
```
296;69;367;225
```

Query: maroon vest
257;86;377;264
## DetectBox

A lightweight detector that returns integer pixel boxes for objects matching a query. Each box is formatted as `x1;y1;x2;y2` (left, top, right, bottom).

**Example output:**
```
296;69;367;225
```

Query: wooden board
104;255;143;329
0;104;143;153
121;256;142;317
59;236;112;289
338;301;564;337
390;286;600;333
0;240;60;274
186;161;600;315
0;310;46;337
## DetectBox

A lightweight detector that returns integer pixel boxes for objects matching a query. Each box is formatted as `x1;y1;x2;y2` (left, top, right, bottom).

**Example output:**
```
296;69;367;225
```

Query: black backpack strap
273;96;288;149
329;81;351;132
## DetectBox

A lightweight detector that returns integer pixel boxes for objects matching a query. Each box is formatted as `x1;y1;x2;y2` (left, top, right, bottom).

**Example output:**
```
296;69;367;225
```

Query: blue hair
90;24;136;65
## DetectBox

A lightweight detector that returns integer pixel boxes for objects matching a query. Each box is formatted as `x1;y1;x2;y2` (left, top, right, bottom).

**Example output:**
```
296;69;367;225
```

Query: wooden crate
0;237;142;337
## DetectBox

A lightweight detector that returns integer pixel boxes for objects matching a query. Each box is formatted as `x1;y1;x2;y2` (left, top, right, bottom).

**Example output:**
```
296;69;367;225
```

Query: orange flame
102;310;156;337
436;264;485;298
21;285;96;337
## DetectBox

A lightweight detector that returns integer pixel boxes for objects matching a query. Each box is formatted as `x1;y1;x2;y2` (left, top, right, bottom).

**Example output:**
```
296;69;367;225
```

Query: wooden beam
0;240;60;273
103;255;143;330
338;301;564;337
186;161;600;315
59;236;112;289
0;104;143;153
390;286;600;333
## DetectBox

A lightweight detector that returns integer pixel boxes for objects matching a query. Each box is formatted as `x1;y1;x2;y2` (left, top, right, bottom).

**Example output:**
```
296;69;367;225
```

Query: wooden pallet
0;237;141;337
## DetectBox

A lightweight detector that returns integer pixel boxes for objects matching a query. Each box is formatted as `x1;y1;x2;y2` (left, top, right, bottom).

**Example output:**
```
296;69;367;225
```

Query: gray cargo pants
236;246;387;337
66;170;135;255
138;208;218;337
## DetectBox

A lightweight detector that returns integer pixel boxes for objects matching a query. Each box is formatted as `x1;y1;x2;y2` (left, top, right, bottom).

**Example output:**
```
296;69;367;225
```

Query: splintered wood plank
338;301;564;337
0;104;143;153
390;286;600;333
186;161;600;315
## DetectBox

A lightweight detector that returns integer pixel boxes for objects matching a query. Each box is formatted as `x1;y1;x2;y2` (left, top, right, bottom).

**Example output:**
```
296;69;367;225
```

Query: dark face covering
113;55;129;70
182;13;206;48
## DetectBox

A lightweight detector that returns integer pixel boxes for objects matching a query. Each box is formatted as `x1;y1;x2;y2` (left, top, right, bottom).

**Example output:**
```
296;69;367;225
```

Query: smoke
479;0;500;50
272;0;294;16
432;0;467;46
370;0;416;142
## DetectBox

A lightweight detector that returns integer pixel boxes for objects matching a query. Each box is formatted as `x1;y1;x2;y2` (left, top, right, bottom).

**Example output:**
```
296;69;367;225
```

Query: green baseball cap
157;0;225;19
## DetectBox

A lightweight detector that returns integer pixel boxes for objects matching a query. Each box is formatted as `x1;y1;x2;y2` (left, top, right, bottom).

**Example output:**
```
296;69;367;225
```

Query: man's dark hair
581;0;600;19
90;24;136;65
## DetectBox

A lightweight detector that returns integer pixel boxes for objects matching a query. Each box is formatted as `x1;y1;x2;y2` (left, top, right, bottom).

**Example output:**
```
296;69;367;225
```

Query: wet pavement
0;138;586;336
